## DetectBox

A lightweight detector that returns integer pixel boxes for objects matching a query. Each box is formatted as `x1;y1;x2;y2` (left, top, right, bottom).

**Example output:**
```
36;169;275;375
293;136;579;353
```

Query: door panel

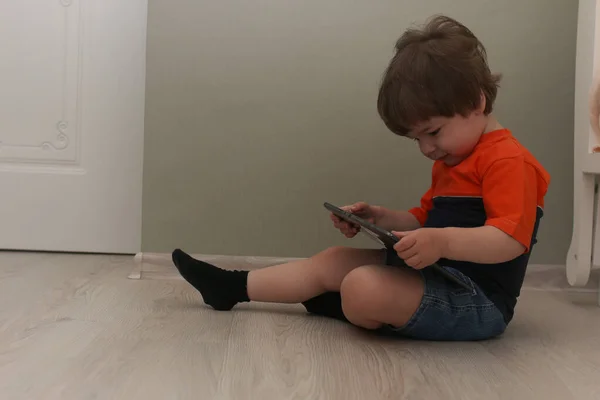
0;0;147;253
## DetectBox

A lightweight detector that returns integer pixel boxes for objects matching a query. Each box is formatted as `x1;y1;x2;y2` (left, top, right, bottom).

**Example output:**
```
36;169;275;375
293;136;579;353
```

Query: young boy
171;15;550;341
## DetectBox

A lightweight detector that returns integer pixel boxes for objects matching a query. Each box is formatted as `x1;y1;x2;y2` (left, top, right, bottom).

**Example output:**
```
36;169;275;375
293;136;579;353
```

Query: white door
0;0;147;254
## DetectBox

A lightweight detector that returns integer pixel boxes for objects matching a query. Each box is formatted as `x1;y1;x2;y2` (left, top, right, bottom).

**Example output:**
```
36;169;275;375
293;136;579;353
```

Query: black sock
171;249;249;311
302;292;348;323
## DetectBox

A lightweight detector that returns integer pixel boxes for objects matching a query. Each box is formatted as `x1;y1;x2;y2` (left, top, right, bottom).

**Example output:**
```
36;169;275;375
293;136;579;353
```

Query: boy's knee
314;246;353;290
319;245;350;258
339;267;383;330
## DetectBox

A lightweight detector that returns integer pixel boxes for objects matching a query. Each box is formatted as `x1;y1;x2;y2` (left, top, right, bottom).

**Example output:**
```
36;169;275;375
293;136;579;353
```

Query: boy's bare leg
247;246;384;303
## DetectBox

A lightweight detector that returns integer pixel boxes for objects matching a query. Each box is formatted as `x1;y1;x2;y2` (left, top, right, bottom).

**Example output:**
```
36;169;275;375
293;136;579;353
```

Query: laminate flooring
0;251;599;400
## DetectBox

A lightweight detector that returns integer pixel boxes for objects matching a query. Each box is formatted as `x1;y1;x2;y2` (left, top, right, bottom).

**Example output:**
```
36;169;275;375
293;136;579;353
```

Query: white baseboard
129;251;302;280
130;252;599;293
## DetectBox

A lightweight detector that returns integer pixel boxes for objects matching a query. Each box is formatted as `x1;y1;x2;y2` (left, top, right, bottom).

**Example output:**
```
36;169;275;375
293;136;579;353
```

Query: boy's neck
483;114;503;134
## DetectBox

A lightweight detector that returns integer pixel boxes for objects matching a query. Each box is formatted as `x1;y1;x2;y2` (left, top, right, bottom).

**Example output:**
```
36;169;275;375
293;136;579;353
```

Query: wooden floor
1;252;600;400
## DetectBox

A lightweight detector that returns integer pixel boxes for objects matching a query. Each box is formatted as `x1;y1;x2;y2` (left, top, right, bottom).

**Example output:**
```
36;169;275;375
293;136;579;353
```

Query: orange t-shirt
408;128;550;252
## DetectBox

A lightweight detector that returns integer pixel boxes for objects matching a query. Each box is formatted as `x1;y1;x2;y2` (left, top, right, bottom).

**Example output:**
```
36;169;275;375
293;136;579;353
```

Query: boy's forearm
438;226;525;264
374;207;422;232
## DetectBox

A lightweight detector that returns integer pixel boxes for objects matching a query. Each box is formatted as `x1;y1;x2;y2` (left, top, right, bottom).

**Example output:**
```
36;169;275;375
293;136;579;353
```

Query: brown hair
377;15;501;136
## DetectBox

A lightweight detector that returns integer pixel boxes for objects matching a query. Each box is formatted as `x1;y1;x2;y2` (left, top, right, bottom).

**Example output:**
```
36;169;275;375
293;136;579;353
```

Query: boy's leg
247;246;384;303
339;265;510;341
171;247;384;310
339;264;424;330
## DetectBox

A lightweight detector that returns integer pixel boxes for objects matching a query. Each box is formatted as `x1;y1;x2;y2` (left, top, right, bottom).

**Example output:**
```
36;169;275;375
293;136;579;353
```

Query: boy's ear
477;91;486;114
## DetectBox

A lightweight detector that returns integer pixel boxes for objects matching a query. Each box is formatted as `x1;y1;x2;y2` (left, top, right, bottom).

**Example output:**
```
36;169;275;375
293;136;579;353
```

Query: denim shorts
381;249;507;341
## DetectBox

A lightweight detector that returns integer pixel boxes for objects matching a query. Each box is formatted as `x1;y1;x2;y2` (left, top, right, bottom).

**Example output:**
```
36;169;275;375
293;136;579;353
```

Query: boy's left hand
392;228;446;269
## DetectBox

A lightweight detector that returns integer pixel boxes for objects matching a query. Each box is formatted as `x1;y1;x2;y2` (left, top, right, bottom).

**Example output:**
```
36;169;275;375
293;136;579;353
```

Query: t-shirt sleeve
408;187;433;226
481;156;538;252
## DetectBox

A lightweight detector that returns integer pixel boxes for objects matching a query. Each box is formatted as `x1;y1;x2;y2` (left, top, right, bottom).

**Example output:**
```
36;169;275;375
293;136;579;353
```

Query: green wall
143;1;577;263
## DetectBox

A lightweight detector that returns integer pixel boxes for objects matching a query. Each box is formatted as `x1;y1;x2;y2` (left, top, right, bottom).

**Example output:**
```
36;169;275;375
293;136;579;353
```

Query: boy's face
407;106;488;167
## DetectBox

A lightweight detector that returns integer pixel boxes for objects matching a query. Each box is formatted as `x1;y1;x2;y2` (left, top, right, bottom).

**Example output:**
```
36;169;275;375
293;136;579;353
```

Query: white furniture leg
568;0;599;304
566;173;595;288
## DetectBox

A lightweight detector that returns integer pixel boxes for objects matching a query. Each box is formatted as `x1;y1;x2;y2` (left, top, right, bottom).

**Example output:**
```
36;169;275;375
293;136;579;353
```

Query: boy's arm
438;226;525;264
374;207;422;232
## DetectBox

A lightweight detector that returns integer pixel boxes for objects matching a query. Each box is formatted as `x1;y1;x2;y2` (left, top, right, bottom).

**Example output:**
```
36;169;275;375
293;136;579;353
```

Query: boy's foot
172;249;249;310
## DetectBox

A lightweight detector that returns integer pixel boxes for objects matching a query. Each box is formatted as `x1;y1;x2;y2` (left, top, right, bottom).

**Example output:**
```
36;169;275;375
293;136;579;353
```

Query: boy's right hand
330;202;378;238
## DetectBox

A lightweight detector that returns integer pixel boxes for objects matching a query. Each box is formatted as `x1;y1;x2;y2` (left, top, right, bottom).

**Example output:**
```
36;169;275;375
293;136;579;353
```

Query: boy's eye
428;128;440;136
